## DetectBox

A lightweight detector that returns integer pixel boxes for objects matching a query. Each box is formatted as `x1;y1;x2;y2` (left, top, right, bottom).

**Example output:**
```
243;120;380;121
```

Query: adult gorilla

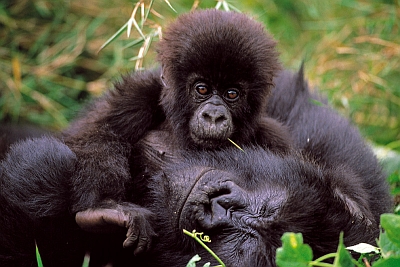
0;68;391;266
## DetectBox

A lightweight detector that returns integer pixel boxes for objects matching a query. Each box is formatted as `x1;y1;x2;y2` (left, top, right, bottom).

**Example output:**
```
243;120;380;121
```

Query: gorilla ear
326;167;375;226
334;188;372;225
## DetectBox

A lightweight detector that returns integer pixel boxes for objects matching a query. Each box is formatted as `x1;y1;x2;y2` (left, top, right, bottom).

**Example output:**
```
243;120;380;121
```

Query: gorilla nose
201;108;228;127
199;181;247;229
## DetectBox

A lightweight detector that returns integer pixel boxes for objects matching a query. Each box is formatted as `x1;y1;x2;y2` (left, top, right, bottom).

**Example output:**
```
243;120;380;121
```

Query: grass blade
97;21;128;53
164;0;177;13
35;242;43;267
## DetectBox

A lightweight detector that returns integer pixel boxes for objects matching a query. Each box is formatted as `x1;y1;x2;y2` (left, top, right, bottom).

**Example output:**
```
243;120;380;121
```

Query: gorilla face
145;147;378;267
157;10;281;149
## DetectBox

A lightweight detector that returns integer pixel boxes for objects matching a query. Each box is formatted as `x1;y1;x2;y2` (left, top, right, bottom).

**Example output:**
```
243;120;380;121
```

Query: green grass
1;0;399;146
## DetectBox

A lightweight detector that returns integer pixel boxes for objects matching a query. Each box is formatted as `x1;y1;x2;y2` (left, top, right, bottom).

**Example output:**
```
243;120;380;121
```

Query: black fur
142;145;388;266
0;66;392;266
267;67;391;224
51;9;291;255
0;124;49;160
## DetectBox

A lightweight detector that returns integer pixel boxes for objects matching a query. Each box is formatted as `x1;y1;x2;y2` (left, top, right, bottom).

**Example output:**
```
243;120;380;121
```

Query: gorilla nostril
201;111;227;125
214;115;227;125
197;181;246;229
201;112;212;122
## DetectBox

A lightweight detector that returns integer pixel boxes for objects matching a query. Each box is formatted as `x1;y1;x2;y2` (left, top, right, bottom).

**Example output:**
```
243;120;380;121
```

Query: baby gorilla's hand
76;202;156;255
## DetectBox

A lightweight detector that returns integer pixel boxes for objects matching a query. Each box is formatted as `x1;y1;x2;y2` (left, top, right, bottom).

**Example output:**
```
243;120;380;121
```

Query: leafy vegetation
276;213;400;267
183;229;225;267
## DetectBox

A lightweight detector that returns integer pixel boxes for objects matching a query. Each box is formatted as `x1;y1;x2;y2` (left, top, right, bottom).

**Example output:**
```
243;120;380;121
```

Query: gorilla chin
144;146;379;267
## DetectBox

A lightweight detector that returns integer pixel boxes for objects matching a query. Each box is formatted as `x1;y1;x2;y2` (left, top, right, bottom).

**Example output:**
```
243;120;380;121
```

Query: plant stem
183;229;226;267
308;252;336;267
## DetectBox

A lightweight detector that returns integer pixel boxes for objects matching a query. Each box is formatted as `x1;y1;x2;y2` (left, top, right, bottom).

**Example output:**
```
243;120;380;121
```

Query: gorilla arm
74;130;177;254
62;69;163;252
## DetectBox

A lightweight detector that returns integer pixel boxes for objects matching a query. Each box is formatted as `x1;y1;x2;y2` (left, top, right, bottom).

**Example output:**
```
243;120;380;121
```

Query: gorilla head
141;145;382;267
157;10;281;148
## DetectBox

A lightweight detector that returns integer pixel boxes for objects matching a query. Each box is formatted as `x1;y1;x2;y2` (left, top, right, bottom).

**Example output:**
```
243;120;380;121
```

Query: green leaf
36;243;43;267
187;255;201;267
333;233;356;267
81;254;90;267
276;232;313;267
380;214;400;247
372;257;400;267
378;231;400;259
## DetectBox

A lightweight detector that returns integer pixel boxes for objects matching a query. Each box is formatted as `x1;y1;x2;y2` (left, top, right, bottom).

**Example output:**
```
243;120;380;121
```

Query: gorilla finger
134;236;151;255
123;234;139;248
123;226;139;248
75;208;128;232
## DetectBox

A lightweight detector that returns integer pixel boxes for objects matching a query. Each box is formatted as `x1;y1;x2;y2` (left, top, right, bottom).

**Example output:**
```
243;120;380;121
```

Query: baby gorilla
156;10;286;150
58;9;291;252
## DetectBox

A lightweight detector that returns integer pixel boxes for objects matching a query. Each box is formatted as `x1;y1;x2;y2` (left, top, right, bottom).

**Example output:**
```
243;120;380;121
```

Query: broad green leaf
380;214;400;247
333;233;356;267
372;257;400;267
378;231;400;259
276;232;313;267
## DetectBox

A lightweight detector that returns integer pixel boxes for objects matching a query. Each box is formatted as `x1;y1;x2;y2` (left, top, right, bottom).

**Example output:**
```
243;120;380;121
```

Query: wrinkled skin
125;139;384;267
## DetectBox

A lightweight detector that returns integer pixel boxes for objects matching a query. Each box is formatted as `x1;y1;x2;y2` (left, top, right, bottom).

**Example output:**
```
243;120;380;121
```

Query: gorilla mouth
189;131;231;148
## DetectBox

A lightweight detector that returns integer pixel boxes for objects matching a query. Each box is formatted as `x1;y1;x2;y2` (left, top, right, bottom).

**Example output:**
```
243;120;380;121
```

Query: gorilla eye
195;83;209;95
225;89;239;100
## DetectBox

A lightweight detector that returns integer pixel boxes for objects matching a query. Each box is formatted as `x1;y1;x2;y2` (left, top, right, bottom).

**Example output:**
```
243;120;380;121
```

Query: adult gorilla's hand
75;202;156;255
